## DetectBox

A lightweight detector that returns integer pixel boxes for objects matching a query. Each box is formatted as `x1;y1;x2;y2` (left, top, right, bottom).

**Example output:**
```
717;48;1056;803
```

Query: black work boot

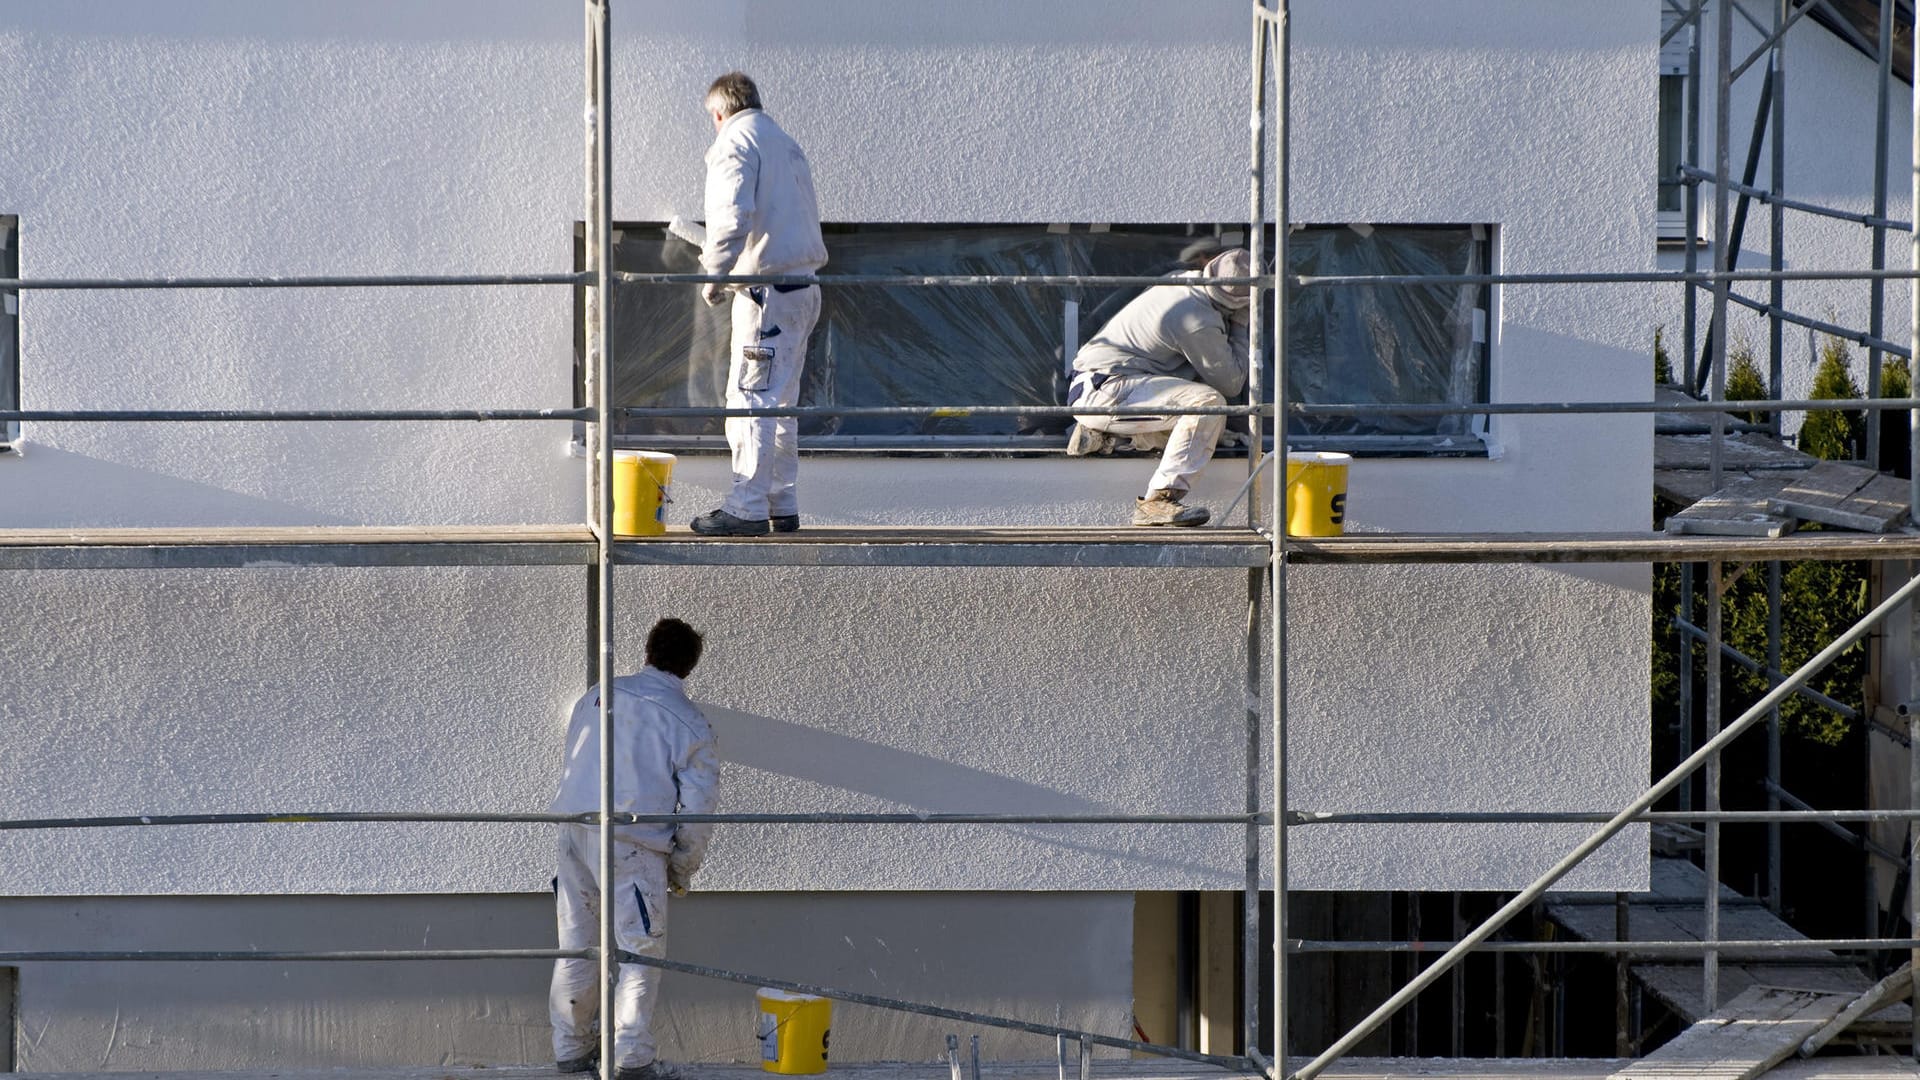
690;508;771;536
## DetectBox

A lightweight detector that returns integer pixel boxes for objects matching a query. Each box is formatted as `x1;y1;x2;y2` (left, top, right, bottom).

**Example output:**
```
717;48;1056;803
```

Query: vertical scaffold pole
586;1;618;1075
1244;567;1263;1062
1767;0;1785;440
1912;0;1920;527
1684;0;1702;391
1909;1;1920;1053
1269;0;1290;1071
1246;3;1267;533
1766;559;1783;911
1678;0;1705;791
1869;0;1895;465
1765;0;1786;912
1702;7;1732;1008
1909;577;1920;1061
1704;560;1724;1012
1710;0;1732;493
1243;6;1268;1058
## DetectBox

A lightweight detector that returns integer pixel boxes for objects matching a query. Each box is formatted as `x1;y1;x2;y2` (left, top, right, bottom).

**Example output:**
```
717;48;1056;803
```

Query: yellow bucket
757;987;831;1075
1284;452;1350;537
612;450;675;536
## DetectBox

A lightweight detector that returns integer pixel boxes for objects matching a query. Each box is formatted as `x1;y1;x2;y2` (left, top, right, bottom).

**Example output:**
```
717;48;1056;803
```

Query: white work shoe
1065;422;1114;457
1133;489;1210;527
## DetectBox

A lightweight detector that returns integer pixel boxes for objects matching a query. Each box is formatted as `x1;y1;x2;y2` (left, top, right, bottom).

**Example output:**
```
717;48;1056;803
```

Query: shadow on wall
702;704;1100;814
0;445;357;528
702;704;1236;879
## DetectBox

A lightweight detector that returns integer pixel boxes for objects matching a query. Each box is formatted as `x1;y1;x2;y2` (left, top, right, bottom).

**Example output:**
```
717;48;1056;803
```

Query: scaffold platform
15;1060;1920;1080
11;525;1920;571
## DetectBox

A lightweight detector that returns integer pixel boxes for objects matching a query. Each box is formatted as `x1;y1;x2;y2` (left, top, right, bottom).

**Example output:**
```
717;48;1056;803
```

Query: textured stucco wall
0;0;1652;897
1;892;1131;1069
1652;4;1916;411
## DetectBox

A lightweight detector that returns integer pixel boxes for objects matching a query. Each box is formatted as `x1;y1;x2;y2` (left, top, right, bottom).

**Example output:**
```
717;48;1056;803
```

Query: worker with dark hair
549;618;718;1080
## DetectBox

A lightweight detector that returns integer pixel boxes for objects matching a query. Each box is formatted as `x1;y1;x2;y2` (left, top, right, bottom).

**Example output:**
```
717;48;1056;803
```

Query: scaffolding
7;1;1920;1078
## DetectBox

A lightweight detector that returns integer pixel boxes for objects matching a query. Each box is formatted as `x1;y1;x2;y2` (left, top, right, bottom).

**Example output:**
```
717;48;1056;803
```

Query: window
1;216;15;450
1658;6;1693;240
1285;224;1490;446
589;221;1491;455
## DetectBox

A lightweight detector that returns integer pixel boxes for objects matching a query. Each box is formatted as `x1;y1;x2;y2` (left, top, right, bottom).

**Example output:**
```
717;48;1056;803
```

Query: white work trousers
550;824;672;1070
723;284;821;521
1074;373;1227;494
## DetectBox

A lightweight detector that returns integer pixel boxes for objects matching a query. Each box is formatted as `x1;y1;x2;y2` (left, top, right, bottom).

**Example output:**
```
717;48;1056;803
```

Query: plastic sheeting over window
1286;224;1489;439
597;222;1488;447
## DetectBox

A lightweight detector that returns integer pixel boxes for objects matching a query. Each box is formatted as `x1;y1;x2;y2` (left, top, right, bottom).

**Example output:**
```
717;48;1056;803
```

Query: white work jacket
1071;272;1249;400
551;667;721;880
701;109;828;278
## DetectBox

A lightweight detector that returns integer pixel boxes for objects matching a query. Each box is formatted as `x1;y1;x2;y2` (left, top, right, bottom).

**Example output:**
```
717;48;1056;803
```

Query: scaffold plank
1608;986;1850;1080
1668;475;1799;537
1769;461;1913;532
1799;961;1916;1057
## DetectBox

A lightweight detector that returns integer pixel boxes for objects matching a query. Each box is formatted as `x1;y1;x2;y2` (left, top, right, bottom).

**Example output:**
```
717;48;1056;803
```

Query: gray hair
705;72;762;118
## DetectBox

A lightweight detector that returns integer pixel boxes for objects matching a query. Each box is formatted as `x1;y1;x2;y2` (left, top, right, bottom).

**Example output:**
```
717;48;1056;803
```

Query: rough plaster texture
0;1;1652;897
1651;6;1917;414
0;892;1131;1069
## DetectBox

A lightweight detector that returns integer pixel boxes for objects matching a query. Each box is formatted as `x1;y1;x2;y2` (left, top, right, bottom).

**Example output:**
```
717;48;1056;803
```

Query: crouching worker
550;618;719;1080
1066;248;1252;527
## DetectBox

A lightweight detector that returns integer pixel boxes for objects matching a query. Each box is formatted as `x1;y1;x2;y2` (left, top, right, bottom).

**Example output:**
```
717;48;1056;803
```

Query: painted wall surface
1652;3;1917;412
0;1;1653;897
1;892;1131;1068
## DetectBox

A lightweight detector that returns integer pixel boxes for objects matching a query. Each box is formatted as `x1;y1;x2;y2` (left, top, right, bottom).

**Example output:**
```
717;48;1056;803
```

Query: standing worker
690;72;829;537
549;618;720;1080
1065;249;1253;527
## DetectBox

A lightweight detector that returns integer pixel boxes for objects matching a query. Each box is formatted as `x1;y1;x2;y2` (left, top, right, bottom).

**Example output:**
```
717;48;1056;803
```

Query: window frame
1657;9;1694;242
1;216;17;452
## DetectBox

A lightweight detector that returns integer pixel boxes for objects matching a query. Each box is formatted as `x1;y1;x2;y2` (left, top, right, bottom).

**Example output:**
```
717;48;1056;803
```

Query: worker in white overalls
549;618;720;1080
691;71;829;537
1066;248;1253;527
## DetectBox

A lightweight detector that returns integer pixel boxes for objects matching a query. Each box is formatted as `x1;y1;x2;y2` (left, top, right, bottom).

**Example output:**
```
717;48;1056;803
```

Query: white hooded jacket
702;109;828;279
551;666;721;882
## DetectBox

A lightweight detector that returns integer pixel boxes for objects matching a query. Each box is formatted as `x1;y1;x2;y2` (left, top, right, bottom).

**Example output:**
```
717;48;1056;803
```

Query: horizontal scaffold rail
1292;809;1916;824
1292;396;1920;417
1723;289;1913;357
7;396;1917;426
0;409;589;423
0;810;1265;831
0;273;588;290
1288;937;1920;956
1679;164;1914;231
16;265;1920;296
1294;267;1920;287
619;404;1261;418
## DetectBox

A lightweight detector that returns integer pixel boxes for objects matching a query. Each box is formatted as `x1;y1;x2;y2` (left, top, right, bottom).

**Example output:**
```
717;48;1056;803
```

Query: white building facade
0;1;1653;1068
